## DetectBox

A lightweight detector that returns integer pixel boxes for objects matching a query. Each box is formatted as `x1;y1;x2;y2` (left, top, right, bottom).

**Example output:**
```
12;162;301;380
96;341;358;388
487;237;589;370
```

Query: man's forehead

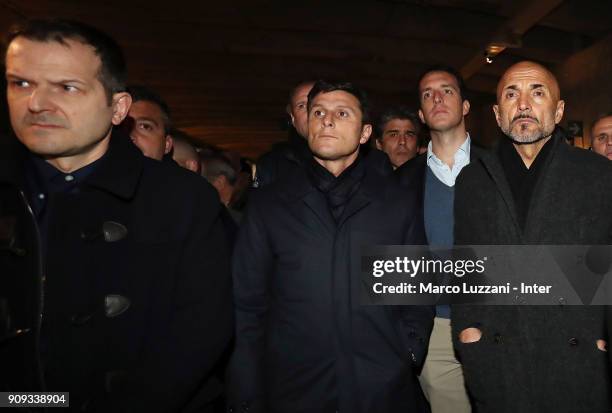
593;116;612;132
8;36;96;58
129;100;164;119
6;37;100;75
311;90;360;107
497;63;559;96
419;71;458;90
384;118;415;129
291;82;314;101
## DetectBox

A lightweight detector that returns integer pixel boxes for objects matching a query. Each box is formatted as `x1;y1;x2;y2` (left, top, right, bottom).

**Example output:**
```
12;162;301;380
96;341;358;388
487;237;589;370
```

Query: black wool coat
253;128;310;189
0;132;233;412
451;128;612;413
228;157;434;413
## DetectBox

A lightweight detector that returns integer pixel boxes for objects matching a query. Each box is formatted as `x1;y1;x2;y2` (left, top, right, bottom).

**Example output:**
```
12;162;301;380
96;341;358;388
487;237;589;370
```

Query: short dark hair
417;64;467;102
5;19;127;103
307;80;371;124
375;106;421;140
590;112;612;133
127;85;172;134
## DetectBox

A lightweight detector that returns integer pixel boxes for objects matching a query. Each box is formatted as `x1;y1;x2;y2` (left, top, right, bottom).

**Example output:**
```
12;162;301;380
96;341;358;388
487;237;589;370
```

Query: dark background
1;0;611;158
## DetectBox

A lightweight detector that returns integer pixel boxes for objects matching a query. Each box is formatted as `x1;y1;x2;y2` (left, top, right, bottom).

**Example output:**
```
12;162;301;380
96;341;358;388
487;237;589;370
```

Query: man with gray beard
451;61;612;412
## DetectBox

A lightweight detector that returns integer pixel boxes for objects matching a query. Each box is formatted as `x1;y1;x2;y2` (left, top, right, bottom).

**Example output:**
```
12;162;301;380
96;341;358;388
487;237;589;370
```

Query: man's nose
27;87;54;113
517;93;531;112
433;91;443;104
322;113;334;128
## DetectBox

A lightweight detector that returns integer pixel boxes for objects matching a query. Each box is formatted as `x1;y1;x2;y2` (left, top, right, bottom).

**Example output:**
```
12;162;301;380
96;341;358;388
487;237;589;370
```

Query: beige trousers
418;317;471;413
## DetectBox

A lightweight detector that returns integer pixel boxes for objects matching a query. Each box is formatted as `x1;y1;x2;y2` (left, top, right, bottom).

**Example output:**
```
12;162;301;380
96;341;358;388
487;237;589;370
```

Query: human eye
444;88;453;95
505;90;516;99
387;131;398;138
337;110;349;118
296;102;306;110
9;79;30;88
312;109;324;117
533;89;545;97
422;91;431;100
63;84;79;92
138;121;154;131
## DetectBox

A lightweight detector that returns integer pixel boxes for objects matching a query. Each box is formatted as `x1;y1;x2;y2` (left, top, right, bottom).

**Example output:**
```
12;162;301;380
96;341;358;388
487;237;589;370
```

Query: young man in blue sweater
397;65;479;413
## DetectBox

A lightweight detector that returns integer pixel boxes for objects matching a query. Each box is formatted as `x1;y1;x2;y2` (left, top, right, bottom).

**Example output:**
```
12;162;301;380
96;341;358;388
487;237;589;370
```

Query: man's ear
111;92;132;125
492;104;502;128
462;99;471;116
375;138;383;150
164;135;173;154
418;109;425;124
554;100;565;124
360;124;373;144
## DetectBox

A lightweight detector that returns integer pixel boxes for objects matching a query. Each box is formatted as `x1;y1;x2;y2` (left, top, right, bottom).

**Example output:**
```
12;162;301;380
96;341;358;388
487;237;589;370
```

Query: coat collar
87;131;145;199
478;147;522;234
0;129;144;201
398;141;485;177
276;154;377;233
84;129;144;200
0;137;28;187
477;127;567;239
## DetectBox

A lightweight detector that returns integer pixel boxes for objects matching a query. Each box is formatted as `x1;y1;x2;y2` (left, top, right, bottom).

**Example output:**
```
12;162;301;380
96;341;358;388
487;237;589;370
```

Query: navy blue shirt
24;154;105;255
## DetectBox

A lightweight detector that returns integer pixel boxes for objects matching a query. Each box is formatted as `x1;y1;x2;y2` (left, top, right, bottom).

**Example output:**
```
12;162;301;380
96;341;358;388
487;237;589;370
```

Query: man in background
591;113;612;160
124;84;173;161
375;105;420;169
171;128;201;173
253;80;314;188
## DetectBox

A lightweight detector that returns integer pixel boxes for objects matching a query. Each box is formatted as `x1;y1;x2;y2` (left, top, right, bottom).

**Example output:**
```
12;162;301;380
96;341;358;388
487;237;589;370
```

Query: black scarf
306;155;365;224
497;130;556;230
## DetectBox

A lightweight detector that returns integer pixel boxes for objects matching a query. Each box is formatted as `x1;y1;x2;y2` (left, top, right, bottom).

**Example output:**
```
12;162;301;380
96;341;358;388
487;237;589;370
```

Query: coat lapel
85;130;144;200
278;156;375;234
0;140;28;187
276;167;337;236
337;189;372;229
301;190;337;236
336;172;375;229
478;150;523;238
522;132;564;242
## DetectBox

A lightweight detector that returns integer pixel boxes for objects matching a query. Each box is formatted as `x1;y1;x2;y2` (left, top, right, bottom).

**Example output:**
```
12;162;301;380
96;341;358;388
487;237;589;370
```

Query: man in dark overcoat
451;61;612;412
0;19;232;412
253;80;314;189
229;80;434;413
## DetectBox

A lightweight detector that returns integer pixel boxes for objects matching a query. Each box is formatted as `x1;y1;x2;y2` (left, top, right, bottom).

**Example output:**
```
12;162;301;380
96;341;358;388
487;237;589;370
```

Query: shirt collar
28;152;105;195
427;132;471;166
